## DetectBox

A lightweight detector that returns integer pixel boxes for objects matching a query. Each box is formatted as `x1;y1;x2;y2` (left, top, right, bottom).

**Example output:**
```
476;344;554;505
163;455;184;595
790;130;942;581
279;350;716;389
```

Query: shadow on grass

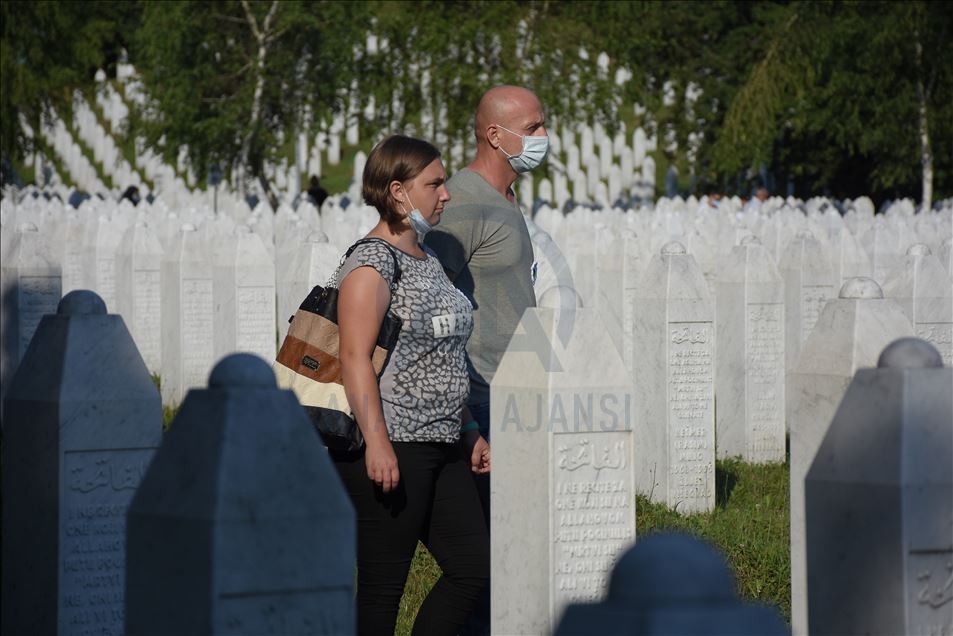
716;462;739;507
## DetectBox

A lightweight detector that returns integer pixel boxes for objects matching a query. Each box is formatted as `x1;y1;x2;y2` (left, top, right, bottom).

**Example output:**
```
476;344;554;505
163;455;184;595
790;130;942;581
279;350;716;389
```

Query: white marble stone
779;230;834;413
0;223;62;403
280;231;339;345
939;237;953;279
860;219;901;285
115;221;164;374
830;225;872;288
213;226;276;362
882;244;953;366
787;277;915;636
82;214;123;311
714;237;786;463
160;224;214;405
630;242;715;513
491;306;636;635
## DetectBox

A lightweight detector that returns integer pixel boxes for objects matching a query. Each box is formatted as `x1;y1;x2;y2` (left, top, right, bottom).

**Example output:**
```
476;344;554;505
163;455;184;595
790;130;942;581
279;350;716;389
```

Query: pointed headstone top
838;276;883;300
740;235;762;246
877;337;943;369
661;241;686;256
208;353;276;388
57;290;107;315
905;243;932;256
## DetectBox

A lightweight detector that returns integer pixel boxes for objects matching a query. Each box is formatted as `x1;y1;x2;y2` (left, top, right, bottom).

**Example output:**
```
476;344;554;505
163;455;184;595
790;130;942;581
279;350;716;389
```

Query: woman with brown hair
333;134;490;635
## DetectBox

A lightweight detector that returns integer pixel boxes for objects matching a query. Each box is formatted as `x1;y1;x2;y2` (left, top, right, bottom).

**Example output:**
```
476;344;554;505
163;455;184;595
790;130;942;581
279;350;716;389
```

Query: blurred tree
713;1;952;205
1;1;138;162
129;0;370;210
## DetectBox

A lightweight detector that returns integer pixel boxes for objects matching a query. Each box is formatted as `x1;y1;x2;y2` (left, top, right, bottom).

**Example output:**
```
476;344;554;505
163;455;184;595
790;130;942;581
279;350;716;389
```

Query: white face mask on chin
496;124;549;173
399;191;434;244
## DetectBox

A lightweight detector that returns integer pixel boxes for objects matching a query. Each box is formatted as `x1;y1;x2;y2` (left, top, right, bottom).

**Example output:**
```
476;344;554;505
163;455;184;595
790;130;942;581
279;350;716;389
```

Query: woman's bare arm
338;266;400;492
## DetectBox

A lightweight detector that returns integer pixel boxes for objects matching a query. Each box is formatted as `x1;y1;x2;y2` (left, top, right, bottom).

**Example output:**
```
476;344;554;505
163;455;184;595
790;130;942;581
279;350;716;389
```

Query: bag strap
330;237;403;295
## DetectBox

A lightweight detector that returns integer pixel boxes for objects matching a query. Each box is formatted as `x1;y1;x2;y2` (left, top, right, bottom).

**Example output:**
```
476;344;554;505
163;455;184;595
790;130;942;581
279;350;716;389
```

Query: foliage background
2;0;951;205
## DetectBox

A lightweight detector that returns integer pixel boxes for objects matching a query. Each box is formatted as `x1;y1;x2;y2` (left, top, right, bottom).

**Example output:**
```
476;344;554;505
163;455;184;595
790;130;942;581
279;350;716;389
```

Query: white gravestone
882;244;953;366
212;226;277;362
715;237;786;463
280;232;339;346
806;338;952;636
491;302;636;636
780;230;834;413
83;214;123;312
115;222;163;374
630;242;715;513
830;225;872;289
787;277;915;636
1;223;62;404
160;224;214;405
1;290;161;636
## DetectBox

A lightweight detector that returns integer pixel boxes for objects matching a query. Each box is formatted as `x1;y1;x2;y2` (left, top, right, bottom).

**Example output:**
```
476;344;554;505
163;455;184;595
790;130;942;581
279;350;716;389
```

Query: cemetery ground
155;386;791;633
396;457;791;635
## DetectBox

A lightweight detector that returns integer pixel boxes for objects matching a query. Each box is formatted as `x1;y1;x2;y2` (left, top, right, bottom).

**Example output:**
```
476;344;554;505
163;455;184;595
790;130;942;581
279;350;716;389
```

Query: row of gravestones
4;290;948;635
0;197;380;410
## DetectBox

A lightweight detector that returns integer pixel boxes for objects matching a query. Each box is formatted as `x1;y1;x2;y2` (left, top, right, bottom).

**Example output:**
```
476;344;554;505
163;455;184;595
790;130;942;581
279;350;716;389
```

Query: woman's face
398;158;451;226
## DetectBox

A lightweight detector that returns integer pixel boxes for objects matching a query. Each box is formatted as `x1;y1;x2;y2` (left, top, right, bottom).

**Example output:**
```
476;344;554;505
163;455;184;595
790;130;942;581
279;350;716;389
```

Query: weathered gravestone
630;242;715;513
806;338;952;636
780;230;835;412
83;214;123;312
115;221;163;374
715;236;786;463
882;244;953;366
491;295;636;636
126;353;356;635
788;276;915;636
1;290;161;636
554;533;788;636
160;223;214;405
0;222;62;406
212;225;277;361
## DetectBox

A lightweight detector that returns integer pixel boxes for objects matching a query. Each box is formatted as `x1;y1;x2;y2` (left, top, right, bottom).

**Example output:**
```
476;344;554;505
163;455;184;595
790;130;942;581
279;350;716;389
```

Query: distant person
121;185;141;206
744;186;769;214
307;174;329;209
697;184;721;214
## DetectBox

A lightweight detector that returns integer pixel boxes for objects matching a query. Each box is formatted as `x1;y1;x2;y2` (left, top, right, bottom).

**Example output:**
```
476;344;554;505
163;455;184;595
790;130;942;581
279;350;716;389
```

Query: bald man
426;85;548;443
424;83;548;636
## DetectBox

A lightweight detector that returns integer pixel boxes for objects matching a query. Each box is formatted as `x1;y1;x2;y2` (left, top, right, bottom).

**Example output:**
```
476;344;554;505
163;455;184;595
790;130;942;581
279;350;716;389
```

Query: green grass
394;457;790;634
637;458;791;620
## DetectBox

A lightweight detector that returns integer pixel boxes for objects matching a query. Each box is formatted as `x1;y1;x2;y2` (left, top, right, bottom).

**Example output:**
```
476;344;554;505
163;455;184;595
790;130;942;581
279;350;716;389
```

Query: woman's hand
365;439;400;493
463;430;491;474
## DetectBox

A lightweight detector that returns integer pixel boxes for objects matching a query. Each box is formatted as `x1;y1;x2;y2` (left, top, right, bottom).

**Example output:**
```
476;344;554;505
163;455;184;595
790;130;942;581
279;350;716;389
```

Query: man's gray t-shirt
425;168;537;406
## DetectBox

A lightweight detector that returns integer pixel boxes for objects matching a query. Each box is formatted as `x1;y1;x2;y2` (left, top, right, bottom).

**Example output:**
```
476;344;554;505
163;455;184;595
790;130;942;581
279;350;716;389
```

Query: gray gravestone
554;533;788;636
806;338;952;636
126;353;356;635
1;290;161;636
1;222;62;406
788;276;914;635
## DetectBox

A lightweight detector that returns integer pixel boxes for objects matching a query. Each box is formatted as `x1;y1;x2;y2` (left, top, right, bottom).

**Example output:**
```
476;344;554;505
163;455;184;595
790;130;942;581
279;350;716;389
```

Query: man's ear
485;124;501;149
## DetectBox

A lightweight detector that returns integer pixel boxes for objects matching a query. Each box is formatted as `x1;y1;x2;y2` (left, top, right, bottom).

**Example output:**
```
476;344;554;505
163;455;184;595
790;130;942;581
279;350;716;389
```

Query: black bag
273;238;402;452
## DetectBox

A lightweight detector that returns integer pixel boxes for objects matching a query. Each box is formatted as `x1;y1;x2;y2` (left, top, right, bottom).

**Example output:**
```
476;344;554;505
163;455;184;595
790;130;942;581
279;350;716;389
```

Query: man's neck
468;152;517;201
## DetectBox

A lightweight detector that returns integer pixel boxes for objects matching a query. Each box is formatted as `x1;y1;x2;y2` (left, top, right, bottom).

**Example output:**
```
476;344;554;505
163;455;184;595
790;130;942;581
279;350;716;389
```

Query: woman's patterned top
337;238;474;443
